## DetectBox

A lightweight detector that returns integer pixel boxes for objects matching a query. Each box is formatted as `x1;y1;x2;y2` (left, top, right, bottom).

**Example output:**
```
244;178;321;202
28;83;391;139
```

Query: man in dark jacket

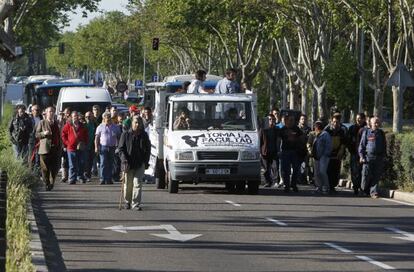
279;114;305;192
324;113;347;193
260;114;279;187
8;104;33;161
358;116;386;198
347;113;367;195
118;116;151;210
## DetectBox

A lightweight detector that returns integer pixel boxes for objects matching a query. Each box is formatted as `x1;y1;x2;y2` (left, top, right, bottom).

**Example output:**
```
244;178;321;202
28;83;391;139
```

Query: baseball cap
129;105;139;112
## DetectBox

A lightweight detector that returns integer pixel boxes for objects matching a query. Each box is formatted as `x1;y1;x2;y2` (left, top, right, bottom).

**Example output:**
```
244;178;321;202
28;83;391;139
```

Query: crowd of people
8;103;153;210
259;109;387;198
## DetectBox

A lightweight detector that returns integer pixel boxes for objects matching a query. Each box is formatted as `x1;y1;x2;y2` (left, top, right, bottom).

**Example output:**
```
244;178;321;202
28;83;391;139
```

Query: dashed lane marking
324;243;396;270
225;200;241;207
324;242;352;253
355;255;396;270
265;217;288;226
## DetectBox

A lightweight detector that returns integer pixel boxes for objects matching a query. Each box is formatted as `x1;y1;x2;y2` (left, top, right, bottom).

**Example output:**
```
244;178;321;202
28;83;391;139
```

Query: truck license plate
206;168;230;175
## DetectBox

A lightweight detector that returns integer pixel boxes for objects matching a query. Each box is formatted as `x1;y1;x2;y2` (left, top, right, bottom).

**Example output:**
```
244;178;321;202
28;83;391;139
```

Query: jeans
361;158;384;195
314;156;329;192
99;146;115;182
261;156;277;185
350;153;362;190
280;150;301;189
67;150;85;182
123;164;145;208
12;144;28;162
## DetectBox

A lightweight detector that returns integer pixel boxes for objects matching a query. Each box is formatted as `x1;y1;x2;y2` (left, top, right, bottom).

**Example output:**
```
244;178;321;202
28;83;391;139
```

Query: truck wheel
235;181;246;194
155;159;166;189
168;170;179;193
247;180;259;195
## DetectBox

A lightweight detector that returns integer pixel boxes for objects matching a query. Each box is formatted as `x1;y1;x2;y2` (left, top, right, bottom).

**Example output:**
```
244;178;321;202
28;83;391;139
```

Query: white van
56;87;112;114
149;90;261;194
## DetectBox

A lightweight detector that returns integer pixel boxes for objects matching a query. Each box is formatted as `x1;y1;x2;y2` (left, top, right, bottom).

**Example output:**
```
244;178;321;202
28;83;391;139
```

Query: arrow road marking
385;227;414;242
265;217;288;226
104;224;202;242
225;200;241;207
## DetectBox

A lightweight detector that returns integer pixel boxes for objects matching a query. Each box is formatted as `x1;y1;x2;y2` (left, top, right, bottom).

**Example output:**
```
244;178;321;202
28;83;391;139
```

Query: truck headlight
240;151;260;160
175;151;194;161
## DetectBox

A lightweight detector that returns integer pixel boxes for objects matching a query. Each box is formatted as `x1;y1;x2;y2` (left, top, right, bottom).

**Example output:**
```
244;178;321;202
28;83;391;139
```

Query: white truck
147;83;261;194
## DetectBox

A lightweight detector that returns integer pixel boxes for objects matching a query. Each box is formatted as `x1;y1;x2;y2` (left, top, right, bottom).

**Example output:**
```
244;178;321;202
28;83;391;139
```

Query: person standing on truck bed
215;68;241;94
188;70;213;94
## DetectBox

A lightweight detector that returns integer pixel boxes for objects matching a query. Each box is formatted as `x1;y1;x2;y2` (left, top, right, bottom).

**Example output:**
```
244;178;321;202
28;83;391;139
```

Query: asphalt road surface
33;180;414;272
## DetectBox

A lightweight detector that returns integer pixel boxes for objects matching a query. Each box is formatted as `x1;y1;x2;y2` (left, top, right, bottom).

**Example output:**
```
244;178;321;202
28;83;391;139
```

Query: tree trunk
311;89;318;125
316;86;328;123
373;88;383;119
301;83;308;116
392;86;404;133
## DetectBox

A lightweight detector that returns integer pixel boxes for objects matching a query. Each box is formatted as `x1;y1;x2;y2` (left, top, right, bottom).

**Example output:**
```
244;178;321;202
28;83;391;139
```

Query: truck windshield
172;101;255;131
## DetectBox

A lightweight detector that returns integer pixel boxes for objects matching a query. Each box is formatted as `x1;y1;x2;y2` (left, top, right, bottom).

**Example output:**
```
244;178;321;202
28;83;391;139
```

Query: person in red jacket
61;111;88;184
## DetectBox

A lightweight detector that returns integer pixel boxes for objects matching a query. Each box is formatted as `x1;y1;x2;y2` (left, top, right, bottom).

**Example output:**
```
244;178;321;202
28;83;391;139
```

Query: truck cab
148;89;261;194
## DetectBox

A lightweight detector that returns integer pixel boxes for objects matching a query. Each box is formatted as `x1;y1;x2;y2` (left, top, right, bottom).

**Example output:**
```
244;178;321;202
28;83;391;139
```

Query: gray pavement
33;180;414;272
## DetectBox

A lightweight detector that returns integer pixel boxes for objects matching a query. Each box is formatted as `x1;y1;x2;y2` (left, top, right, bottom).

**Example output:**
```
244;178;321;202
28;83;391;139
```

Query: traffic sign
135;80;143;88
152;74;158;82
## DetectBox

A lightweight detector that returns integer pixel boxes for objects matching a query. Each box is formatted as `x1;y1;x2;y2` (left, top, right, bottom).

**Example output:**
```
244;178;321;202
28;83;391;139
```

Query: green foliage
0;104;37;272
15;0;101;51
324;42;358;111
381;132;414;192
47;11;143;80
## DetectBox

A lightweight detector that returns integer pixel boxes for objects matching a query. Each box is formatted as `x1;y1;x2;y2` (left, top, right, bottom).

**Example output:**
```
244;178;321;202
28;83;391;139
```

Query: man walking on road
325;113;347;194
28;104;42;173
95;112;121;184
348;113;367;195
84;111;96;182
260;114;279;187
358;116;386;198
279;114;305;192
311;121;332;194
118;116;151;210
62;111;88;184
36;107;62;191
8;104;33;161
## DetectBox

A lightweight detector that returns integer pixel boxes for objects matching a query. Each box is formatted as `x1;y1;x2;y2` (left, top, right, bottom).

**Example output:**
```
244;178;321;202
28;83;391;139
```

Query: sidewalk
338;179;414;204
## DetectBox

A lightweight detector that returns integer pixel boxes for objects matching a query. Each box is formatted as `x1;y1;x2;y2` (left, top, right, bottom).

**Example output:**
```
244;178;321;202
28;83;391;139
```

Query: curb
28;201;47;272
339;179;414;204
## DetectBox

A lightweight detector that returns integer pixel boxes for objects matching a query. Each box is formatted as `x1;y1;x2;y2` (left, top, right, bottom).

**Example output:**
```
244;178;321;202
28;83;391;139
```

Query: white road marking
385;227;414;242
225;200;241;207
355;255;396;270
381;198;414;207
265;217;288;226
104;224;202;242
324;243;396;270
324;242;353;253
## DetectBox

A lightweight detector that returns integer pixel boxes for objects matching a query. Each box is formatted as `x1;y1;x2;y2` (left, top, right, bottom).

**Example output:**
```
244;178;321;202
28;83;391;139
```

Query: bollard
0;169;7;271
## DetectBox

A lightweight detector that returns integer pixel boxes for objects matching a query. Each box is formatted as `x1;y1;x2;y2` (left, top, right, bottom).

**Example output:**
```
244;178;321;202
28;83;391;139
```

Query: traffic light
152;38;159;50
58;43;65;54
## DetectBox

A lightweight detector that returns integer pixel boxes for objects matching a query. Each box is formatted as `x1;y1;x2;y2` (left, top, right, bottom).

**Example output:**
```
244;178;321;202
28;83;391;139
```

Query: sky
63;0;130;32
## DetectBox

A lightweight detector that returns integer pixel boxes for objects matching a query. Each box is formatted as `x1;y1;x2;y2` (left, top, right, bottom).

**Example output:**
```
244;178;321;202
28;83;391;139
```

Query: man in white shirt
188;70;210;94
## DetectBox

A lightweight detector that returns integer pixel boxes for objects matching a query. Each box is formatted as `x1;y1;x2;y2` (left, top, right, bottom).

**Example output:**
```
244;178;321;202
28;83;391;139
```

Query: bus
33;82;94;111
